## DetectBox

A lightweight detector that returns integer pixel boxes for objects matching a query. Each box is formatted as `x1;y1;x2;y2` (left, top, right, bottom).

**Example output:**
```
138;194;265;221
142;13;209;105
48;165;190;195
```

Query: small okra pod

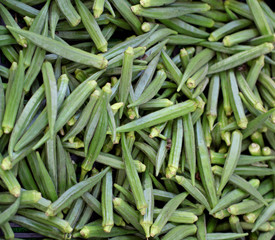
118;47;134;118
65;198;85;229
46;167;109;216
63;90;100;142
217;130;242;195
236;71;266;113
228;70;248;129
196;118;218;208
42;61;58;139
150;192;188;237
207;233;248;240
140;0;176;8
154;208;198;223
208;43;274;74
247;55;265;89
93;0;105;18
162;224;197;240
2;51;24;134
252;199;275;232
1;45;18;63
186;64;208;89
76;0;108;52
56;136;67;196
247;0;273;36
56;0;81;27
33;80;97;150
175;175;211;212
8;84;45;157
140;160;154;238
102;169;114;232
129;69;166;108
166;117;183;179
244;207;265;224
12;215;65;240
202;9;231;22
121;133;147;215
228;200;266;216
0;3;27;47
113;197;144;233
79;225;137;239
139;99;173;110
210;178;260;214
206;74;220;130
183;113;196;185
18;209;73;233
18;159;39;191
196;214;207;240
155;121;172;176
258;72;275;99
109;0;142;35
7;26;108;69
209;19;251;42
0;195;21;226
0;154;21;197
81;84;110;179
178;48;215;91
161;50;192;98
0;77;4;137
223;28;259;47
24;0;50;67
160;19;209;39
49;1;60;39
117;100;197;132
132;3;210;19
179;14;215;28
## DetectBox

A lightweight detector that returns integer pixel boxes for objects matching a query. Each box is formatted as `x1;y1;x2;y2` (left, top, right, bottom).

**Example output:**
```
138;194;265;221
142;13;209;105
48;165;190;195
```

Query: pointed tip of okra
207;115;216;131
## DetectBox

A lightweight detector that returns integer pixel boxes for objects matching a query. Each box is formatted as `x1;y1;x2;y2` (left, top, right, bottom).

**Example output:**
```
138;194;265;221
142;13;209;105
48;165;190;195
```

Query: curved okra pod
46;167;109;216
186;64;208;89
208;19;251;42
121;133;147;215
118;47;134;118
183;113;196;185
75;0;108;52
217;130;242;195
24;0;50;67
175;175;211;212
235;71;266;113
246;55;265;89
206;74;220;130
178;48;215;91
113;197;144;233
150;192;188;237
196;118;218;208
247;0;272;36
0;3;27;47
162;224;197;240
102;169;114;232
117;100;197;132
228;70;248;129
49;1;60;39
2;51;24;134
129;69;167;108
166;117;183;178
208;43;274;74
33;80;97;150
81;84;110;179
223;28;259;47
131;3;210;19
7;26;108;69
8;85;45;156
109;0;142;35
42;62;58;139
56;0;81;27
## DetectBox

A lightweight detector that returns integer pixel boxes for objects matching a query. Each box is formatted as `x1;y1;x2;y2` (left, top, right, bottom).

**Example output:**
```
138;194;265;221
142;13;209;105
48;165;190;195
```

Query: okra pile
1;0;275;239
